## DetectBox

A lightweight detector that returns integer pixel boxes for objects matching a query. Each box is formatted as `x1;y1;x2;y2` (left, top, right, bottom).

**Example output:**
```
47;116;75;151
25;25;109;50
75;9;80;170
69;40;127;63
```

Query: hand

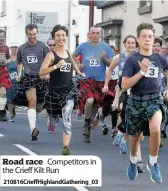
138;58;150;73
40;75;50;80
111;98;119;111
16;75;20;82
163;90;168;101
102;85;108;93
57;59;65;68
79;72;86;78
100;51;106;59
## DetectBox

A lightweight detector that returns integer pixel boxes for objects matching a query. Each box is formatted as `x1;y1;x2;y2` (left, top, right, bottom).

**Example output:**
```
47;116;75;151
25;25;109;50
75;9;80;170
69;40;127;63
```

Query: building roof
97;0;124;9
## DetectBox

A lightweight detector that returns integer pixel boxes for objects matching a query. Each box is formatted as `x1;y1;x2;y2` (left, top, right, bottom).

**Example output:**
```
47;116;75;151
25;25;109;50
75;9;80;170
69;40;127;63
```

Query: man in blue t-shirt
72;26;115;142
121;22;168;184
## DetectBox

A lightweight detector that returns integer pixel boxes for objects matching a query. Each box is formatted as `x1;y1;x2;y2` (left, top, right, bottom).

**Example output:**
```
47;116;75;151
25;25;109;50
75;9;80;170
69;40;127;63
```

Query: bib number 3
60;63;71;72
145;67;159;78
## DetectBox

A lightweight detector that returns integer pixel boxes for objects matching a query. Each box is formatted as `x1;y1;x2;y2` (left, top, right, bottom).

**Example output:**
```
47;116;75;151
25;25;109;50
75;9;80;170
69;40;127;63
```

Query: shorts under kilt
45;84;78;118
78;78;117;110
7;81;19;104
125;92;168;136
13;73;47;106
0;66;12;89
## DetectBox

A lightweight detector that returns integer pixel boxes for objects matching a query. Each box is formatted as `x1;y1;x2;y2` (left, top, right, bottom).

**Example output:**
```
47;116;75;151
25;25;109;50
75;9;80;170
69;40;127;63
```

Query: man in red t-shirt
0;29;12;121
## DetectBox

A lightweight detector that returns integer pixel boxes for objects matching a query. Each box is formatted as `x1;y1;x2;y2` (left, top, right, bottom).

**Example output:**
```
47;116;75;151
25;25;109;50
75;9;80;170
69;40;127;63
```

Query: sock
137;155;142;162
149;155;158;166
130;155;138;164
0;97;7;110
117;131;123;136
121;137;127;144
27;109;36;133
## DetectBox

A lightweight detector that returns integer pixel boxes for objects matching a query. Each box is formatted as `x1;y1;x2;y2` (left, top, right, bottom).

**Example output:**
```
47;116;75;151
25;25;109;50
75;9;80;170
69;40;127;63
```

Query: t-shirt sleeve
43;45;50;58
161;55;168;70
122;56;135;77
17;47;22;65
74;44;83;56
106;45;113;59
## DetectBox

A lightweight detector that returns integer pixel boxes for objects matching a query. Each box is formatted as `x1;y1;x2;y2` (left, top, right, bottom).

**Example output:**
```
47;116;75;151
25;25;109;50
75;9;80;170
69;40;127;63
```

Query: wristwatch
139;70;146;76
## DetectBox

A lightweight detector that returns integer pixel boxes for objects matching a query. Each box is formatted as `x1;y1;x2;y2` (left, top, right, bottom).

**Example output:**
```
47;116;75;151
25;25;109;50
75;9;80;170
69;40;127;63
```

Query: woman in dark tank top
39;24;84;155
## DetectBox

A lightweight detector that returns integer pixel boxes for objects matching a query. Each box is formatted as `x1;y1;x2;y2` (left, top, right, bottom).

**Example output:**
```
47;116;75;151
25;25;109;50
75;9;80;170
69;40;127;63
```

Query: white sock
117;131;123;136
149;155;158;166
121;137;127;144
27;109;36;133
0;97;7;110
137;155;142;162
130;155;138;164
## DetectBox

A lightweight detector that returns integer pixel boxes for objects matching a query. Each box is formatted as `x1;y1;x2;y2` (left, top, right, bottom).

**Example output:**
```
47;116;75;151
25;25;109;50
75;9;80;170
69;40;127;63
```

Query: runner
6;43;19;122
72;26;116;142
122;22;168;183
39;24;85;155
0;29;12;121
13;24;49;141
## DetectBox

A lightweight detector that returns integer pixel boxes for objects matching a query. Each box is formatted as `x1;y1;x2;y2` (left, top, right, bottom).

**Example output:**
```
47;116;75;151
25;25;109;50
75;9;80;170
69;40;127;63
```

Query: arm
121;73;144;91
121;58;149;91
71;55;84;76
39;52;57;77
17;47;23;78
104;55;119;87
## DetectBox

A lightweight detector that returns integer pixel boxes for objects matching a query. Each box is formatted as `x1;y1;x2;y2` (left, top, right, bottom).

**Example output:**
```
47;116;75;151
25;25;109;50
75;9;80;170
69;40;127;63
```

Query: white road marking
0;134;4;137
14;144;89;191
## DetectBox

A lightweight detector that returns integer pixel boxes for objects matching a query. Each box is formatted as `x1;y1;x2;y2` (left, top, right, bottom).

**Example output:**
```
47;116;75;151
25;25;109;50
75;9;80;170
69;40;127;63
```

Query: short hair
137;22;155;37
51;25;68;39
123;34;138;47
47;38;53;44
90;26;101;32
154;37;162;46
0;29;6;36
25;24;38;33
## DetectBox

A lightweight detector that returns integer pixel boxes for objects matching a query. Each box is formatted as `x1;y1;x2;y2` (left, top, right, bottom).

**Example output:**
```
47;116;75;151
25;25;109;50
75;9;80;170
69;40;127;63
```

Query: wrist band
53;65;57;70
139;70;145;76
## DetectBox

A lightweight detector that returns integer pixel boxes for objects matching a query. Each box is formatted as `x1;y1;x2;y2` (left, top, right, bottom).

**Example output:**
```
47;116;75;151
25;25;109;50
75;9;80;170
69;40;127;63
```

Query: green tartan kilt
125;92;168;136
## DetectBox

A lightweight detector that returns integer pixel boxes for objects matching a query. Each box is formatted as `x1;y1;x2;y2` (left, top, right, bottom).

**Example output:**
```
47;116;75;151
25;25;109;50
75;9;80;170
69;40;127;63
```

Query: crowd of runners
0;22;168;184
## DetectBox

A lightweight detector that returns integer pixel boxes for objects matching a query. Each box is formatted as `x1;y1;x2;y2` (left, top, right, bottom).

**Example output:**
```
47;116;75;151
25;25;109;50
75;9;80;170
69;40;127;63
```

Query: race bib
60;63;71;72
89;59;100;67
10;72;17;80
27;56;38;63
145;66;159;78
111;70;118;80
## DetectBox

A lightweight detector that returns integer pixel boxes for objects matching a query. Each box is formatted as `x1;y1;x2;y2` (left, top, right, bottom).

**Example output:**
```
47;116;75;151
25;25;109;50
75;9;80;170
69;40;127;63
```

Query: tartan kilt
12;73;47;106
125;92;168;136
7;81;19;104
78;78;117;110
0;66;12;89
44;84;78;118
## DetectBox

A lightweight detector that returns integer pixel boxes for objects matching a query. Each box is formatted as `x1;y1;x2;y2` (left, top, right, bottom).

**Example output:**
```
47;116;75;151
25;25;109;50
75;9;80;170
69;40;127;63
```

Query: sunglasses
48;44;56;47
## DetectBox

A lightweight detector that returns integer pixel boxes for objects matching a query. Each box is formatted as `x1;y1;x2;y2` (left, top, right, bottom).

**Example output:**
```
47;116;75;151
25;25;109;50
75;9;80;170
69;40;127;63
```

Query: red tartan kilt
0;66;12;89
78;78;117;110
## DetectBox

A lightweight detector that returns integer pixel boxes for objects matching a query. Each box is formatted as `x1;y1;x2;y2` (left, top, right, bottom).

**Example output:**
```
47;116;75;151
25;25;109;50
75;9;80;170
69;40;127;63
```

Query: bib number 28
60;63;71;72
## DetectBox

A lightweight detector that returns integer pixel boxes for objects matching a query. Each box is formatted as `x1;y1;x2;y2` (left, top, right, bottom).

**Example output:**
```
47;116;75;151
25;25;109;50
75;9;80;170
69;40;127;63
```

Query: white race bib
89;59;100;67
10;72;17;80
145;66;159;78
27;56;38;63
111;70;118;80
60;63;71;72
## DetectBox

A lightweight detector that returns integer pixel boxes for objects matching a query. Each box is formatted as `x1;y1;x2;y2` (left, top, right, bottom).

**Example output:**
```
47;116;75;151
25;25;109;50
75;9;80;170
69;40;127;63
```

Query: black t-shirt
122;52;168;94
49;50;73;90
